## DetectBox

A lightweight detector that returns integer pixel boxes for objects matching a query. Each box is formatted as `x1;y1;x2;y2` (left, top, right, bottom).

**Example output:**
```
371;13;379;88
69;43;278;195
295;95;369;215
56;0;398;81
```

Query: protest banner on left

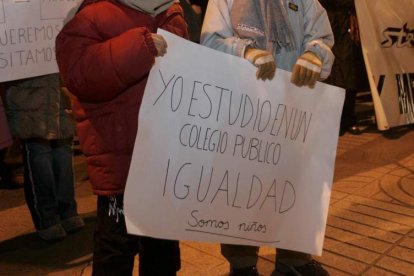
0;0;82;81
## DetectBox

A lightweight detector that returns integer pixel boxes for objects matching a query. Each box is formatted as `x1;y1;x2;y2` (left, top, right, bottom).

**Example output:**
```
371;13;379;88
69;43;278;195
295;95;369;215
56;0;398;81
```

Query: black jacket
319;0;369;91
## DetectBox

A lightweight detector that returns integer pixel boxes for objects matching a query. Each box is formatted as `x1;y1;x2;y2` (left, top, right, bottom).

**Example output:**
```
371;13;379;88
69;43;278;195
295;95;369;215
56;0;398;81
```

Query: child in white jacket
201;0;334;275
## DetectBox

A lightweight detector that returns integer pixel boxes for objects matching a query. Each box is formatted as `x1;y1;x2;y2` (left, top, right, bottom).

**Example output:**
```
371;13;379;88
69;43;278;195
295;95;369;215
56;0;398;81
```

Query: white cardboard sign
124;30;344;255
0;0;81;81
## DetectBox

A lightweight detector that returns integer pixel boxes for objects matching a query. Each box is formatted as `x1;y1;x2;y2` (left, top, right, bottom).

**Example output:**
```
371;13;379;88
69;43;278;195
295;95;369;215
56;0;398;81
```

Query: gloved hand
244;47;276;81
291;51;322;89
151;33;168;57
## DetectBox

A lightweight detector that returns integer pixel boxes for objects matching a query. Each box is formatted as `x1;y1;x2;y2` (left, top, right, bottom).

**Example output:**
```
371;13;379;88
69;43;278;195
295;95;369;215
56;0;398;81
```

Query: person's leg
340;89;361;135
22;139;61;230
52;138;77;218
274;249;328;275
221;244;259;275
276;249;312;266
92;195;139;276
52;138;84;232
139;236;181;276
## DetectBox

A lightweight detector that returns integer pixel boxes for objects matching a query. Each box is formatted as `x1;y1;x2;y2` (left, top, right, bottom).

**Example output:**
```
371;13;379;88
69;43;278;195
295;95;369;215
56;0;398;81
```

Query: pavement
1;92;414;276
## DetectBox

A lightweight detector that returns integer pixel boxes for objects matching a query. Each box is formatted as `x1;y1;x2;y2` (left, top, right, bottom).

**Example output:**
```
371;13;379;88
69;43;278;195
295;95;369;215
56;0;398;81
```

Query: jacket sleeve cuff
235;38;254;58
305;39;335;80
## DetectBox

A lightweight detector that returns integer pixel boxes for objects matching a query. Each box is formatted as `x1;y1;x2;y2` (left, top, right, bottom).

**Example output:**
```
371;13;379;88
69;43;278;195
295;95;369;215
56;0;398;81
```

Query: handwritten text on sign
0;0;82;81
124;30;344;255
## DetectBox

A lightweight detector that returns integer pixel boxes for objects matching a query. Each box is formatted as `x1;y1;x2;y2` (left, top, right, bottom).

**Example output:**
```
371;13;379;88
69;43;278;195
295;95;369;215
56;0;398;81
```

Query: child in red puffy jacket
56;0;189;275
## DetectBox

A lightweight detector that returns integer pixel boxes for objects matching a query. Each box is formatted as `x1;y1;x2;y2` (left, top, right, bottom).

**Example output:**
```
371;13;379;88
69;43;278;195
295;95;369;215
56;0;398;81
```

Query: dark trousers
341;89;358;128
22;138;78;230
221;244;311;268
92;195;181;276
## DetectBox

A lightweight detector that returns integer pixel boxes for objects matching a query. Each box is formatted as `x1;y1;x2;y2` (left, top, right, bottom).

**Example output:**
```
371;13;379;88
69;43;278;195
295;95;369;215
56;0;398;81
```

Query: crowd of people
0;0;371;275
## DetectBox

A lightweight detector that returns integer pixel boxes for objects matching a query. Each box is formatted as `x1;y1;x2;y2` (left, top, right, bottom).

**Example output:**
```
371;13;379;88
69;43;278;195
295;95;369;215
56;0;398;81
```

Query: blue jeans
22;138;78;230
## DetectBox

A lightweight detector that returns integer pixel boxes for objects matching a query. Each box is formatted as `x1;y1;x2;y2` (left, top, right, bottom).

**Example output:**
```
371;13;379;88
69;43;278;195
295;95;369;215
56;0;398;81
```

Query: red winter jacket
56;0;188;195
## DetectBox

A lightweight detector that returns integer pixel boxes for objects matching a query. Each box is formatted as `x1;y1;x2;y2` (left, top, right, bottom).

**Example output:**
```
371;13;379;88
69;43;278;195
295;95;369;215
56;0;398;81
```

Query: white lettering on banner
0;0;82;81
381;23;414;48
356;0;414;130
124;30;344;256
